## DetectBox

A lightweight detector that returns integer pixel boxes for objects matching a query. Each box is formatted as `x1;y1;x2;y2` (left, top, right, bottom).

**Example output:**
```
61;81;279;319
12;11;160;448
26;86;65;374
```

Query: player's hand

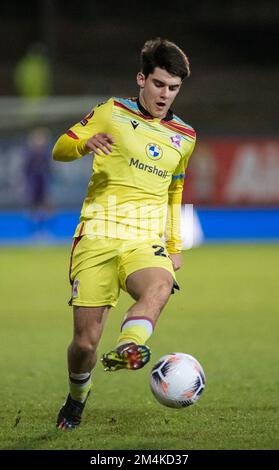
85;133;115;155
169;252;183;271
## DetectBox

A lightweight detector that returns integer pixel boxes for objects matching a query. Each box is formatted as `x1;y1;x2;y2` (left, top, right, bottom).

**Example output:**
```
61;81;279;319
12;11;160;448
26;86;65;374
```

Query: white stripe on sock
122;318;153;336
69;372;91;381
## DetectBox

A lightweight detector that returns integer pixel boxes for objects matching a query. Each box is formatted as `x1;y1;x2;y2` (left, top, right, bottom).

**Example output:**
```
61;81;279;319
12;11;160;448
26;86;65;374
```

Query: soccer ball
150;353;206;408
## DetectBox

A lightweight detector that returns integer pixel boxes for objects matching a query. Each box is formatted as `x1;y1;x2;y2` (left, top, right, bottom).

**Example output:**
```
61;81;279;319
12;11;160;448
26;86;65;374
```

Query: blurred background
1;2;279;451
0;0;278;244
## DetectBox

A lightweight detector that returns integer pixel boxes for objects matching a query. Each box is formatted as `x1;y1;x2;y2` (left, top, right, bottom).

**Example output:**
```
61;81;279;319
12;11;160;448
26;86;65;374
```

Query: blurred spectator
14;43;52;99
23;127;52;236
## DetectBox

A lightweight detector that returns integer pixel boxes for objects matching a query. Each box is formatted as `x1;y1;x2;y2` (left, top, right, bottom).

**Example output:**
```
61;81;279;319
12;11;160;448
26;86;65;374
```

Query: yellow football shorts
68;235;176;307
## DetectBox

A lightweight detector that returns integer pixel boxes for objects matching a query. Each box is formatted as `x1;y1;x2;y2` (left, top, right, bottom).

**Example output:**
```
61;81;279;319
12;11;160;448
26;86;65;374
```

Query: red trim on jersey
78;222;84;237
161;120;196;139
68;223;84;284
66;130;79;140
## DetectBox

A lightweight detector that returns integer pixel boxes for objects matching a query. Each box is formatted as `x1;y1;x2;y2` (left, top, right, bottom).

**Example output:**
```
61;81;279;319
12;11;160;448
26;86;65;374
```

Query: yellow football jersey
52;97;196;252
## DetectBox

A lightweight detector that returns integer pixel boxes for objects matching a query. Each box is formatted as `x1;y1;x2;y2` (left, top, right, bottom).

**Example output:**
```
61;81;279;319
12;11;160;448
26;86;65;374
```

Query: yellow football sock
117;316;154;347
69;372;92;403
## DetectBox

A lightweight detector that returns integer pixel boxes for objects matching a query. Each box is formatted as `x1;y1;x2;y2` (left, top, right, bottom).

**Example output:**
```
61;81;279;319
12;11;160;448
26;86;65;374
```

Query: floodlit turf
0;244;278;450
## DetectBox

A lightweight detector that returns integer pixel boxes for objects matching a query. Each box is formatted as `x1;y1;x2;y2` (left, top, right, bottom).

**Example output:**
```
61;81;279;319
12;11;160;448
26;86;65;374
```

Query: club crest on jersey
145;143;163;161
170;134;182;149
72;280;79;298
80;110;94;126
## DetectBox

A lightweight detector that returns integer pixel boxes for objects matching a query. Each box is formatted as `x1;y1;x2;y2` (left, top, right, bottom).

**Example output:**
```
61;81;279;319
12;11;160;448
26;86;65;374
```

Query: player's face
137;67;182;119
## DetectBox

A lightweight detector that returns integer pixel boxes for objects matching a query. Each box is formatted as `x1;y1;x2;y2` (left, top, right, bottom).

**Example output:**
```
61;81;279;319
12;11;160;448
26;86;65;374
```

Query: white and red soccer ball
150;353;205;408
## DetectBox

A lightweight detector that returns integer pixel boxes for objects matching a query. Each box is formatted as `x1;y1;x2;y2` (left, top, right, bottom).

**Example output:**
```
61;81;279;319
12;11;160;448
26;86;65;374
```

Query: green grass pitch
0;244;278;450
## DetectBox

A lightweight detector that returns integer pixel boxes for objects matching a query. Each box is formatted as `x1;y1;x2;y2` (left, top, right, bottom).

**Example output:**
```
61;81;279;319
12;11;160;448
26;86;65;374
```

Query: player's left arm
166;178;184;271
166;138;196;271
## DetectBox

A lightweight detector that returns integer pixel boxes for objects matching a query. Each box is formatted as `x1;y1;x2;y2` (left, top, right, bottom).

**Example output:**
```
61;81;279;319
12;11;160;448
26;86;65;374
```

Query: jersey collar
136;98;173;122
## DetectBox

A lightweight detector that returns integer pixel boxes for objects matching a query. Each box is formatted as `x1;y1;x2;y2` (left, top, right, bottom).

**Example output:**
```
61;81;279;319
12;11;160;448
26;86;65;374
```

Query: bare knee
70;338;97;359
70;305;109;360
151;278;173;298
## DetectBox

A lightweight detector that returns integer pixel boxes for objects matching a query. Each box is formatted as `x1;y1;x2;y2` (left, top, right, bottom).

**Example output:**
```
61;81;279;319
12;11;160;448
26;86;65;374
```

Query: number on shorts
152;245;167;258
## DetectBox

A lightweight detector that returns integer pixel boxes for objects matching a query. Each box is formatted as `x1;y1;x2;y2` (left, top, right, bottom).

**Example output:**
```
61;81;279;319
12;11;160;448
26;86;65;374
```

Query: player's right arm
52;99;114;162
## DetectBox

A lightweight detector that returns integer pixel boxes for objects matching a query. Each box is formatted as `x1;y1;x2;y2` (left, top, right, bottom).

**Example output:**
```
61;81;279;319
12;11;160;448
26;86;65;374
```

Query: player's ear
137;72;145;88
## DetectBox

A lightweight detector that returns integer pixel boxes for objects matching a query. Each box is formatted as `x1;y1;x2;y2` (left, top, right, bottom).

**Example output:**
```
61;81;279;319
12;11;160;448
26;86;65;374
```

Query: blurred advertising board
183;139;279;206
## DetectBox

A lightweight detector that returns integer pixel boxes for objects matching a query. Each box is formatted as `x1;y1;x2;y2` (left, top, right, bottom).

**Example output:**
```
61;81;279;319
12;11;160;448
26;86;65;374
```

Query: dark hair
140;38;190;80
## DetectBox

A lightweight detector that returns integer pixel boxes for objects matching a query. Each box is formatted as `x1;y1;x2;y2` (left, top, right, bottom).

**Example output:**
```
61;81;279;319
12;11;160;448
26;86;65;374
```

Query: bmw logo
145;143;163;160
